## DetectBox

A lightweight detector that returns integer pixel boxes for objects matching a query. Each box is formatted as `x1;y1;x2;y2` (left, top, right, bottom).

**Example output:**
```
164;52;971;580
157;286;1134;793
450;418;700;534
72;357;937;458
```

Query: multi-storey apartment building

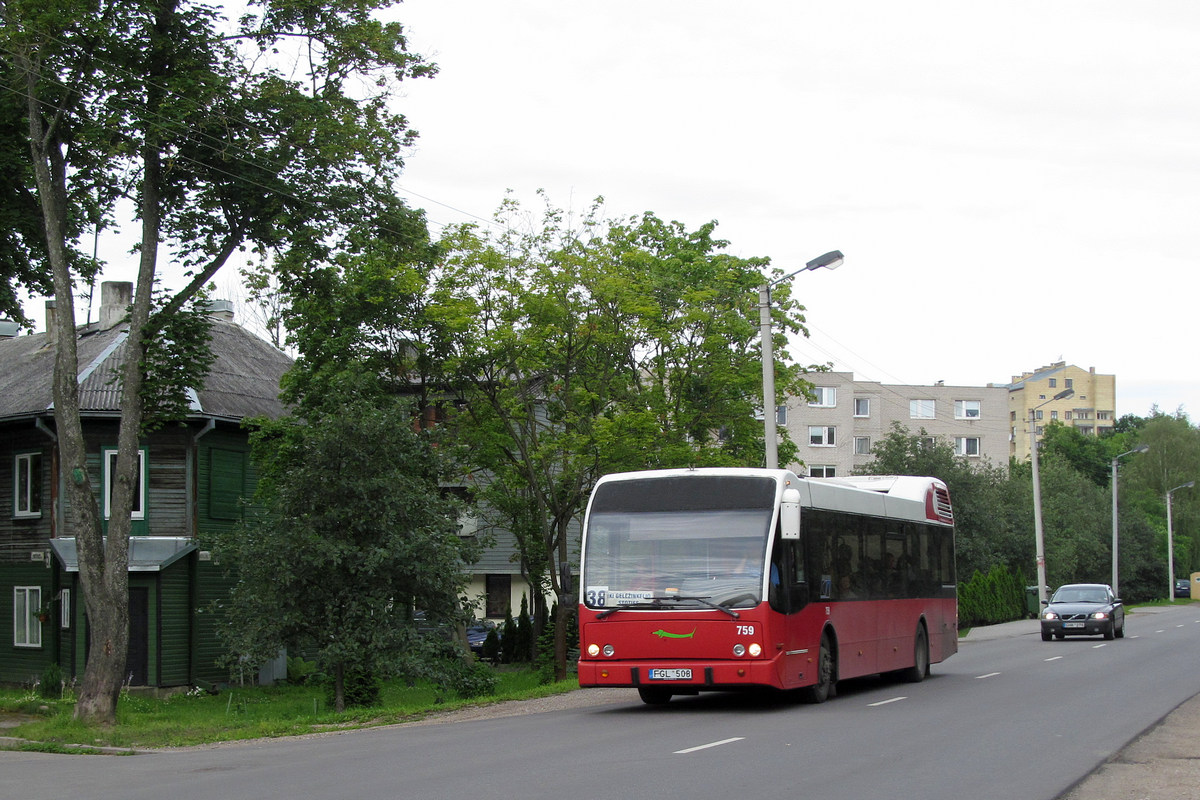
1007;361;1116;460
780;372;1010;477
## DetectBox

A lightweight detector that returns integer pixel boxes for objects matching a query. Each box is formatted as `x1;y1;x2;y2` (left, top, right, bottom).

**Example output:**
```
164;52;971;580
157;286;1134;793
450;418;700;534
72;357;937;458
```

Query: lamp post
1167;481;1194;600
759;250;843;470
1111;443;1149;597
1030;387;1074;610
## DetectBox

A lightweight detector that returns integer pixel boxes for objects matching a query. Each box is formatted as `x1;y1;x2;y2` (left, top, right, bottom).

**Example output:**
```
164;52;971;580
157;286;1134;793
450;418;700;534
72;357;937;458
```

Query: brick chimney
99;281;134;330
45;299;57;346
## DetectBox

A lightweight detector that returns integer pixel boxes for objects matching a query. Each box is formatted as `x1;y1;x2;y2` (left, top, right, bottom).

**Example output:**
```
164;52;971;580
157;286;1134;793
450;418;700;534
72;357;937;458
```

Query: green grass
0;669;577;752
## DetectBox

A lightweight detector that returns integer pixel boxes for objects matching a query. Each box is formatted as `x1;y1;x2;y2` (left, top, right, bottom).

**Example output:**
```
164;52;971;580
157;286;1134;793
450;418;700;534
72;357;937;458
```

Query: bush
324;665;381;709
959;564;1026;628
38;663;64;700
287;656;320;685
445;659;498;699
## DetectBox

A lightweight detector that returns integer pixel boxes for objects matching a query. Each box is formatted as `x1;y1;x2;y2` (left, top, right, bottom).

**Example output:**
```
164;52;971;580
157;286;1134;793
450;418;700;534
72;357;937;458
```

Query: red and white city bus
577;468;956;704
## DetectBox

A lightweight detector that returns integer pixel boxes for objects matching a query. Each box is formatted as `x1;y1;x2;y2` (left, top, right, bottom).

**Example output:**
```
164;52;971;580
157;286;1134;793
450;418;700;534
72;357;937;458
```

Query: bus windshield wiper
595;595;739;619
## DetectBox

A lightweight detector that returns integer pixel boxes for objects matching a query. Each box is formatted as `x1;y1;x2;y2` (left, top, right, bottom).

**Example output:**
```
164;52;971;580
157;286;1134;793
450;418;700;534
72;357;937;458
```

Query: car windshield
1053;587;1108;604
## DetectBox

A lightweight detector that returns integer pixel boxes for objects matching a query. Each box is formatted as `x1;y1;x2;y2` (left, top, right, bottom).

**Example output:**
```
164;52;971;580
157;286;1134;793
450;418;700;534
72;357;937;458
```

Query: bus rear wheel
900;625;929;683
801;634;835;704
637;687;672;706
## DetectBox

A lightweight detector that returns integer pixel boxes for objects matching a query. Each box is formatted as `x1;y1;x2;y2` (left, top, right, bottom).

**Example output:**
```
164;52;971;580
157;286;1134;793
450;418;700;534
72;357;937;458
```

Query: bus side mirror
781;489;801;540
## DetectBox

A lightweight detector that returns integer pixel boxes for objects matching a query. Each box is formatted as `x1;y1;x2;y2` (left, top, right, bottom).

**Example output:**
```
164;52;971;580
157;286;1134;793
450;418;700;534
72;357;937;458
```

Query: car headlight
1043;611;1058;620
1091;611;1109;620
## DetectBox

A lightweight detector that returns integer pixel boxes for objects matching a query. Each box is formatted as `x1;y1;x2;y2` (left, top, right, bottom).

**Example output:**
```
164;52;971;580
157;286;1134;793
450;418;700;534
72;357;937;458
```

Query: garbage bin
1025;585;1049;618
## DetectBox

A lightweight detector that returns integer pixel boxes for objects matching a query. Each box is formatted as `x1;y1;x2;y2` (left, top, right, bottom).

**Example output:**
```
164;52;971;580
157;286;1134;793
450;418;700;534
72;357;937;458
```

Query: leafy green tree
435;195;818;679
214;385;477;713
2;0;432;722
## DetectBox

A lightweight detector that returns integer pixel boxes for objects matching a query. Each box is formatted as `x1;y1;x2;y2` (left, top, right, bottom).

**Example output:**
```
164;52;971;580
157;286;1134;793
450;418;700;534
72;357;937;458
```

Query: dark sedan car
1041;583;1125;641
1175;578;1192;599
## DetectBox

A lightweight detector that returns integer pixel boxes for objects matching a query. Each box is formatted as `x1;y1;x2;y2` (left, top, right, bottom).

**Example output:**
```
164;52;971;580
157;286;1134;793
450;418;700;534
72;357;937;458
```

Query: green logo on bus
652;628;696;639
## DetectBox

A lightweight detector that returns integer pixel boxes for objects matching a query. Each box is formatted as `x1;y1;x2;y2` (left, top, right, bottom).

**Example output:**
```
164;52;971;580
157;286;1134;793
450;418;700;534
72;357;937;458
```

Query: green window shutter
209;448;245;520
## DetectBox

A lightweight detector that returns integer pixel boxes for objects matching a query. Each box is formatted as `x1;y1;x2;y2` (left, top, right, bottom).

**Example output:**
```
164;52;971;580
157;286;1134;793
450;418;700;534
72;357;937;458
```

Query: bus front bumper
578;658;788;691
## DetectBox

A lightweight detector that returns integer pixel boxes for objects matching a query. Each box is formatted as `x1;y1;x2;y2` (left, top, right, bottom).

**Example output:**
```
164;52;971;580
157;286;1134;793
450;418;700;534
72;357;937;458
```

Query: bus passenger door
770;536;811;689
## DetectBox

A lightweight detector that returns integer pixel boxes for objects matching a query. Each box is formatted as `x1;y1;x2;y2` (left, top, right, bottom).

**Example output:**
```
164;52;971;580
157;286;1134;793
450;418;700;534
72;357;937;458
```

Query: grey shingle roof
0;317;292;422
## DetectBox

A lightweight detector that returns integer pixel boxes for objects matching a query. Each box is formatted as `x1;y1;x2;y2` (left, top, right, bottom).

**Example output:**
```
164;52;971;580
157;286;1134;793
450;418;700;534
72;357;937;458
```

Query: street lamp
1167;481;1194;600
1111;443;1149;597
1030;388;1074;610
759;250;843;470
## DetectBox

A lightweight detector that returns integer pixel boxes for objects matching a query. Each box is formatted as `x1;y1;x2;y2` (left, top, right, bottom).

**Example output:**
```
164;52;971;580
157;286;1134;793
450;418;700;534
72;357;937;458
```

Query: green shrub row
958;564;1027;628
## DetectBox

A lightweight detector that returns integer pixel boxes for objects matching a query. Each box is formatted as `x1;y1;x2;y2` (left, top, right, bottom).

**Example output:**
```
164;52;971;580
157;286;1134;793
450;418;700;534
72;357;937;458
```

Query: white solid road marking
1044;656;1064;662
675;737;745;755
975;672;1001;679
868;697;907;707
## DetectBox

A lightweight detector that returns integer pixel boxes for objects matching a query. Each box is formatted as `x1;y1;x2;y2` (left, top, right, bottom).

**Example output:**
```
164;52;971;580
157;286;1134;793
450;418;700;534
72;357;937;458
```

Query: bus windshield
583;507;772;610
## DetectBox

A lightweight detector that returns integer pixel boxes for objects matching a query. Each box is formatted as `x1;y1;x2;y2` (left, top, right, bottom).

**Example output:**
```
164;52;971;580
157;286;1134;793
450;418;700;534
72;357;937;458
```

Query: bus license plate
1064;622;1085;629
648;669;692;681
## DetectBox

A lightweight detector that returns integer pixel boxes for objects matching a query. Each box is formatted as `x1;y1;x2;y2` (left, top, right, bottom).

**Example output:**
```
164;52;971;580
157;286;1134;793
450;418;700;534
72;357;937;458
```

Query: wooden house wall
0;424;54;564
0;562;54;684
192;558;236;686
159;562;192;686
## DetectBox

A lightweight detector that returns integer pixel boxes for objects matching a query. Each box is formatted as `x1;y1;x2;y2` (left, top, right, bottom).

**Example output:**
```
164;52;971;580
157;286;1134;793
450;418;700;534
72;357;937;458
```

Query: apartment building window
1065;411;1073;420
955;437;981;457
1049;378;1057;388
809;465;836;478
854;398;870;417
776;405;787;425
1050;411;1058;420
13;586;42;647
809;426;836;446
909;399;935;419
1065;379;1073;389
954;400;981;419
809;387;836;408
13;452;42;518
1097;411;1110;420
103;447;147;520
1035;409;1044;421
1076;411;1091;420
854;436;871;455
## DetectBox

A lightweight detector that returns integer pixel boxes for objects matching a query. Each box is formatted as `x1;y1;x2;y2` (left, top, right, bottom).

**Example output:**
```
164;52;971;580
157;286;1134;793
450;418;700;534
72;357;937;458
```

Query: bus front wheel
638;687;672;706
801;634;835;704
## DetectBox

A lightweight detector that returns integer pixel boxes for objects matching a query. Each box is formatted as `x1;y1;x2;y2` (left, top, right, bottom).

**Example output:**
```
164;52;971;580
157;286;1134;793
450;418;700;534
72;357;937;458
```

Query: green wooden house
0;282;292;688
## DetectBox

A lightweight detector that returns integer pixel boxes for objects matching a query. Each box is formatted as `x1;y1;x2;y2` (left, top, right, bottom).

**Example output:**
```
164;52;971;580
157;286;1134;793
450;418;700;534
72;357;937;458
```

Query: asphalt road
2;605;1198;800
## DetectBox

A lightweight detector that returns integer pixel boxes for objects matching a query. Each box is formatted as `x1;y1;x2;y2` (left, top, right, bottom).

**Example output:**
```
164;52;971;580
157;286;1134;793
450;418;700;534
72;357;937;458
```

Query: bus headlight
603;644;615;657
733;644;745;657
748;643;762;657
587;644;600;657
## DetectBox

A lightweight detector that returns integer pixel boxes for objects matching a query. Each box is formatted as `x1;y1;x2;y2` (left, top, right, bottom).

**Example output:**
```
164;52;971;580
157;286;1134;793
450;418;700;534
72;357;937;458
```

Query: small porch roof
50;537;197;572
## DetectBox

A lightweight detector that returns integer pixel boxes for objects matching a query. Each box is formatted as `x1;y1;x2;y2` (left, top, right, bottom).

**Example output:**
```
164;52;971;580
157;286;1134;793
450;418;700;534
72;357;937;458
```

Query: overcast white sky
25;1;1199;420
388;0;1200;420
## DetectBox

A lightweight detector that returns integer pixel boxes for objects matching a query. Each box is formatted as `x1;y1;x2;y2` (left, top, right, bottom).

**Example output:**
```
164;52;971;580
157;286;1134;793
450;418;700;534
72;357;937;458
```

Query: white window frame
909;399;935;419
13;586;42;647
60;588;71;629
14;452;42;518
809;387;836;408
775;405;787;426
808;426;836;447
854;436;871;455
955;437;981;457
853;397;870;418
103;447;147;520
954;400;981;420
809;465;836;478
